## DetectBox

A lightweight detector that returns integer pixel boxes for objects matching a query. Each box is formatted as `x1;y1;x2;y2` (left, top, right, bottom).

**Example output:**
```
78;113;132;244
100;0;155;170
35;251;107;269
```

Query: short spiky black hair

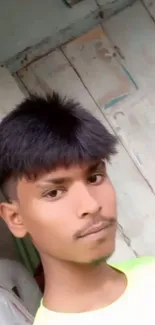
0;93;117;199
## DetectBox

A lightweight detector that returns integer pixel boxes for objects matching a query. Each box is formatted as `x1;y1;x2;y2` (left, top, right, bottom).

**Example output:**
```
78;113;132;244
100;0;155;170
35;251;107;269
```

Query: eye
45;189;65;200
87;173;104;185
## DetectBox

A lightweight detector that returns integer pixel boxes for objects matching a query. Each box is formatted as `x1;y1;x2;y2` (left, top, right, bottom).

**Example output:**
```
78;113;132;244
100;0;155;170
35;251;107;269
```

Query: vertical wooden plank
104;90;155;192
18;66;47;97
18;49;155;257
104;1;155;91
103;1;155;192
18;49;101;117
62;26;136;109
63;8;155;206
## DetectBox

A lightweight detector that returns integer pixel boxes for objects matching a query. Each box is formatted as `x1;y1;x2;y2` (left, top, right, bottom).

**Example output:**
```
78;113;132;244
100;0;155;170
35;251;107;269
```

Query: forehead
18;160;105;188
36;160;105;183
16;161;105;201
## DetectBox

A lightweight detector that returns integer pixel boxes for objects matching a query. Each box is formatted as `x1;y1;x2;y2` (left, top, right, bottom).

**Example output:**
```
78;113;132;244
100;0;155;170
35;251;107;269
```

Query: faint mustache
73;216;116;240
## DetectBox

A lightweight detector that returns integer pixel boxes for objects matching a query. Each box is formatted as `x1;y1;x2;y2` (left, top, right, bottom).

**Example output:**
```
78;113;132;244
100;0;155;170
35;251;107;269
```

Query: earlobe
0;202;27;238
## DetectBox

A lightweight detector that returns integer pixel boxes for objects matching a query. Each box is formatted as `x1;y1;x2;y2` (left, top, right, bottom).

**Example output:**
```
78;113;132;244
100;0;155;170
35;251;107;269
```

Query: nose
76;184;101;219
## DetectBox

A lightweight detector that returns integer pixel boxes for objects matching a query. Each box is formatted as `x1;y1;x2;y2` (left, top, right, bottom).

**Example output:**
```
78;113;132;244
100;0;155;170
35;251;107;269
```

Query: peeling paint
104;94;128;109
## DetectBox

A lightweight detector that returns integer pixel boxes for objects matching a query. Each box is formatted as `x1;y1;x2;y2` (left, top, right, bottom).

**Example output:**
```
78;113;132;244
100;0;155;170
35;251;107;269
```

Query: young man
0;93;155;325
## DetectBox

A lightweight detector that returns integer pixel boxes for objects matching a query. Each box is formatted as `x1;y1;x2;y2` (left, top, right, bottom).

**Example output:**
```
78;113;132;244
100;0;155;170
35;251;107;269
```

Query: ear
0;201;27;238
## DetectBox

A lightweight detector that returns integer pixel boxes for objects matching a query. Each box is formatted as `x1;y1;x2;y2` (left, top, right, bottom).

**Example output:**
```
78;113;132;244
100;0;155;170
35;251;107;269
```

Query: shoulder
109;256;155;273
110;257;155;297
33;303;50;325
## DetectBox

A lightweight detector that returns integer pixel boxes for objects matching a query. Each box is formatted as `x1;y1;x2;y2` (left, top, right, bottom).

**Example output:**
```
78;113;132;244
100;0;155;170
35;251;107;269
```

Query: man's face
15;161;117;263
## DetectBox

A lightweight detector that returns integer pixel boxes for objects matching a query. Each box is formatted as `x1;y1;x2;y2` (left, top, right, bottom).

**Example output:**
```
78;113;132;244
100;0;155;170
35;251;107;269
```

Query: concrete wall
0;0;135;70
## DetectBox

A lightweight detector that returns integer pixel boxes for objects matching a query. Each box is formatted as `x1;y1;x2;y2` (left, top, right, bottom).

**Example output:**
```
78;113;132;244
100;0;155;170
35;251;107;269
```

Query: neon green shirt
33;257;155;325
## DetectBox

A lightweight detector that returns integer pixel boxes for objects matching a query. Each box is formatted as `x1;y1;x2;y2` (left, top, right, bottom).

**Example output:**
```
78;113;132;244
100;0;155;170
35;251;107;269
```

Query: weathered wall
0;0;135;70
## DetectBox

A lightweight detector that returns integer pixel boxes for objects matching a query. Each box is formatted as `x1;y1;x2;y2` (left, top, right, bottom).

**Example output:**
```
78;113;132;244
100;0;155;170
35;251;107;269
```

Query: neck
44;256;110;291
41;255;122;312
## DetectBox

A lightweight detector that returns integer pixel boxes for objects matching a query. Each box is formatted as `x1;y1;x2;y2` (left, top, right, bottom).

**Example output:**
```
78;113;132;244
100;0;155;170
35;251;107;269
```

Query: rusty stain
98;62;133;108
65;26;134;109
95;41;114;63
81;31;131;105
68;26;105;46
18;66;27;75
97;47;112;63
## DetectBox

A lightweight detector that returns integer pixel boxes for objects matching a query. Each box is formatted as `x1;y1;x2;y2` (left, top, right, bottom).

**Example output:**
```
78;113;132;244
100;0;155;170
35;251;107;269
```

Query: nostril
81;212;89;218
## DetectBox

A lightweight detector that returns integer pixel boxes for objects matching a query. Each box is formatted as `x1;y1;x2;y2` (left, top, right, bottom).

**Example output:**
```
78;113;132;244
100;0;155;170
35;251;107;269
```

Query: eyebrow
36;177;72;186
37;161;105;187
87;161;105;174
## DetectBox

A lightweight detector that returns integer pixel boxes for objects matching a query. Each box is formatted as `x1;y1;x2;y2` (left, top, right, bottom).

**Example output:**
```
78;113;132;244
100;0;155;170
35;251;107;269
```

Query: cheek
93;180;116;214
21;198;74;239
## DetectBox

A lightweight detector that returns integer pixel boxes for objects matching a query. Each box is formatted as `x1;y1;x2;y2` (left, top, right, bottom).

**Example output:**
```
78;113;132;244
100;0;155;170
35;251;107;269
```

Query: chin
91;253;114;265
79;249;115;265
87;242;116;265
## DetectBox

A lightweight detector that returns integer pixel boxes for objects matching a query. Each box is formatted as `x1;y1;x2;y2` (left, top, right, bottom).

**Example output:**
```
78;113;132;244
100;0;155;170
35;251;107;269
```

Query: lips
77;220;113;239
